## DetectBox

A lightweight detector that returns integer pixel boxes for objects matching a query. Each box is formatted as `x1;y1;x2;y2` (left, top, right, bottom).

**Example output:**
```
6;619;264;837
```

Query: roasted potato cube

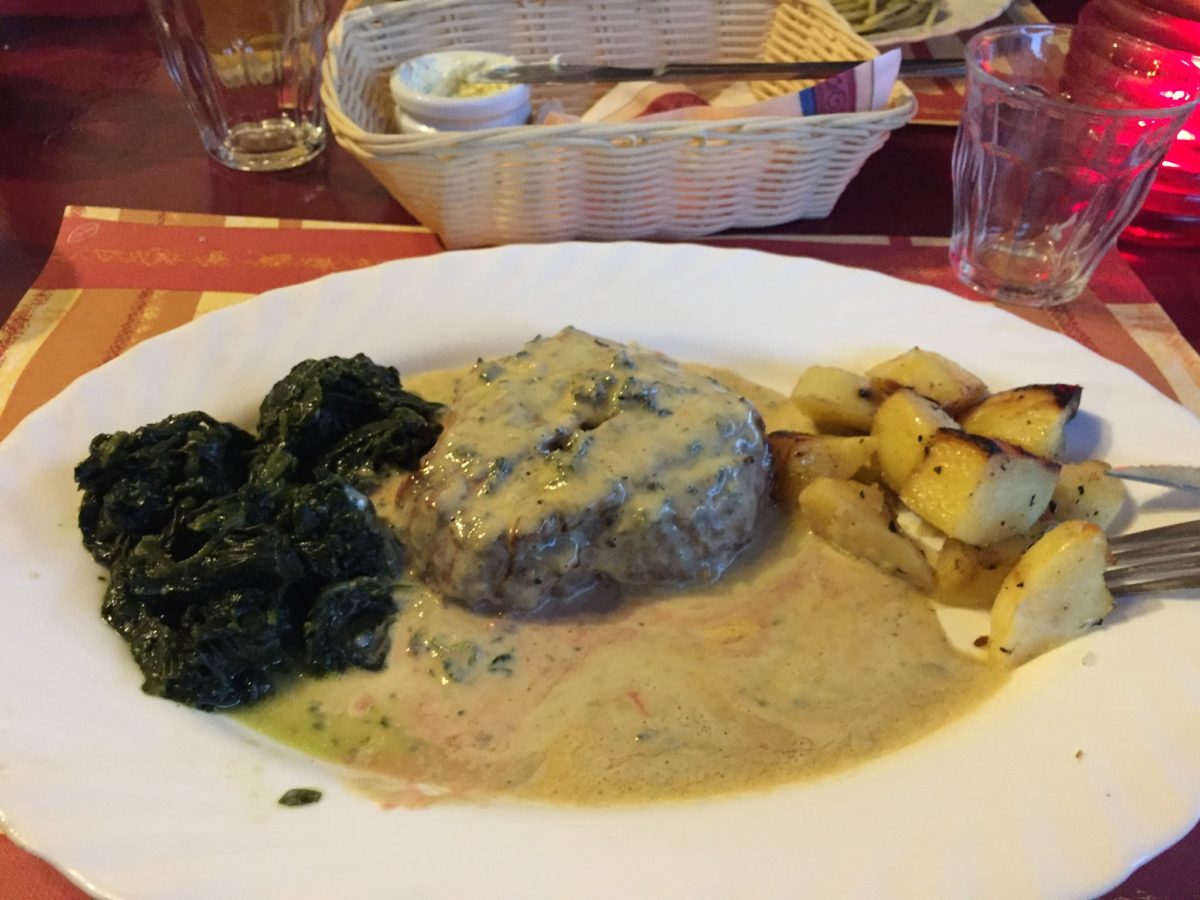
989;520;1114;666
767;432;877;506
799;477;935;591
899;430;1060;546
934;532;1043;609
871;388;960;492
789;366;878;434
867;348;988;414
959;384;1082;458
1050;461;1127;531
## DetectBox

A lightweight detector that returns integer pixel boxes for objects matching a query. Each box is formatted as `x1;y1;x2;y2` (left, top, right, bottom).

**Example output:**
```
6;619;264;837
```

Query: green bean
830;0;945;35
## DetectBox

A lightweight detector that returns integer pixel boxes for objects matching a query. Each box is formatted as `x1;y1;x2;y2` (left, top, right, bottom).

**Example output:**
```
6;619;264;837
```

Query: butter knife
474;59;966;85
1109;465;1200;492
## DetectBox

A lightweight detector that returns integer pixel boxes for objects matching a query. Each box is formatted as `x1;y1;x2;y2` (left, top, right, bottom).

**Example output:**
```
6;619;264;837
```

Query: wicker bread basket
324;0;915;248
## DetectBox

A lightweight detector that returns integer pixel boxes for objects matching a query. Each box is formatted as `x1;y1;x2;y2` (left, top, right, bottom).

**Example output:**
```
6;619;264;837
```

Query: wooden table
2;4;1198;899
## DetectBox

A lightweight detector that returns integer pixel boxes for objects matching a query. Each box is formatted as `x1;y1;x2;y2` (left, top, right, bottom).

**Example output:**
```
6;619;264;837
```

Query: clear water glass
146;0;330;172
950;24;1199;307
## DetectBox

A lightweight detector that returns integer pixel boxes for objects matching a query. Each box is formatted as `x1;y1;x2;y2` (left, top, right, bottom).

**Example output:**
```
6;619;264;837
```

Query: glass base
950;246;1085;309
206;119;326;172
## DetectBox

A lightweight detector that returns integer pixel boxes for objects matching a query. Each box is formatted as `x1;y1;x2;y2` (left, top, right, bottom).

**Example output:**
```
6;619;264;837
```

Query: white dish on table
389;50;532;134
1;242;1198;900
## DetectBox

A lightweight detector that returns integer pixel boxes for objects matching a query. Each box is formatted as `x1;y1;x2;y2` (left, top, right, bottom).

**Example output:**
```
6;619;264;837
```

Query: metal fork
1107;519;1200;595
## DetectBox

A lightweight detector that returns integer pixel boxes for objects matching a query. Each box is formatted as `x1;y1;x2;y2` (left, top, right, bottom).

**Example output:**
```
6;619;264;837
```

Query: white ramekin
389;50;532;134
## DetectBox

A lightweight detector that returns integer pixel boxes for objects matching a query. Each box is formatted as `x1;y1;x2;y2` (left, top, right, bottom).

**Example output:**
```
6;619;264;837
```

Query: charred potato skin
899;430;1060;547
871;388;960;493
959;384;1082;459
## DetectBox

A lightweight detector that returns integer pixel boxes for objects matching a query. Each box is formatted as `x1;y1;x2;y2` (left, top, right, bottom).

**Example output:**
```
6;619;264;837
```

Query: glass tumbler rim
965;23;1200;121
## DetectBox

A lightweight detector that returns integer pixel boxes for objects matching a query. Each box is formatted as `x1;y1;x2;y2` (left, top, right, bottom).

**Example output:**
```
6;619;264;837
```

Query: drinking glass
146;0;330;172
949;24;1199;307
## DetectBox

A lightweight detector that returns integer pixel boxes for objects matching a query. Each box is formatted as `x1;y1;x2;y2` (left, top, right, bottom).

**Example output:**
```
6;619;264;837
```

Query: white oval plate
868;0;1011;46
2;243;1199;900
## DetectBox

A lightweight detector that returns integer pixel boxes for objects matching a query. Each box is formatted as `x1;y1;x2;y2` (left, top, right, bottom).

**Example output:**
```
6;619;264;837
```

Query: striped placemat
2;206;1198;448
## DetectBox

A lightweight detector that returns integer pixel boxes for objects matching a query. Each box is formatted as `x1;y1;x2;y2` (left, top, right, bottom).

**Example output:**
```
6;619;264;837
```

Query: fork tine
1106;519;1200;595
1108;519;1200;551
1110;536;1200;565
1106;566;1200;595
1107;555;1200;595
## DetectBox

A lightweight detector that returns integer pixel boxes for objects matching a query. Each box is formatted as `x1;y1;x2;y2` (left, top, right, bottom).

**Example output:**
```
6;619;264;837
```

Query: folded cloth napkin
542;49;901;125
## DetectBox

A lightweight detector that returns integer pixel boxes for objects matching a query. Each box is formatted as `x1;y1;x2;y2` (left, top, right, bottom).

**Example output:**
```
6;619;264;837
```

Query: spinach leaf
101;500;303;709
100;479;402;709
75;412;255;566
303;577;398;673
256;354;441;487
78;356;440;711
316;409;442;488
283;477;404;583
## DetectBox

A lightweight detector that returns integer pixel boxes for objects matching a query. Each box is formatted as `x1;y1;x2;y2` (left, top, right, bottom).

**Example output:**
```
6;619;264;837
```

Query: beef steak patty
393;328;771;614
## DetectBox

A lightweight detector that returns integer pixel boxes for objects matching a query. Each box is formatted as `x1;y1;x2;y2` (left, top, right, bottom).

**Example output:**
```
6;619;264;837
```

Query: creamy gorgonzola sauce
237;363;1004;806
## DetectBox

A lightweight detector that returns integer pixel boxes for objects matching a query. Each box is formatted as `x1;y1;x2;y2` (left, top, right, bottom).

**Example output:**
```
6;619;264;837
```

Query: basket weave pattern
324;0;915;248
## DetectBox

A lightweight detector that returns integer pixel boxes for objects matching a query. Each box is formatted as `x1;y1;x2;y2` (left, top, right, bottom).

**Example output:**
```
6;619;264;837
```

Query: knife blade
473;58;966;85
1108;465;1200;492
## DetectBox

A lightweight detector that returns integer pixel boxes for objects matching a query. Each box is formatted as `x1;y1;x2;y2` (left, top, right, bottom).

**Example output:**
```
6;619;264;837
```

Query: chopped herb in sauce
488;652;516;676
408;630;516;683
278;787;322;807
